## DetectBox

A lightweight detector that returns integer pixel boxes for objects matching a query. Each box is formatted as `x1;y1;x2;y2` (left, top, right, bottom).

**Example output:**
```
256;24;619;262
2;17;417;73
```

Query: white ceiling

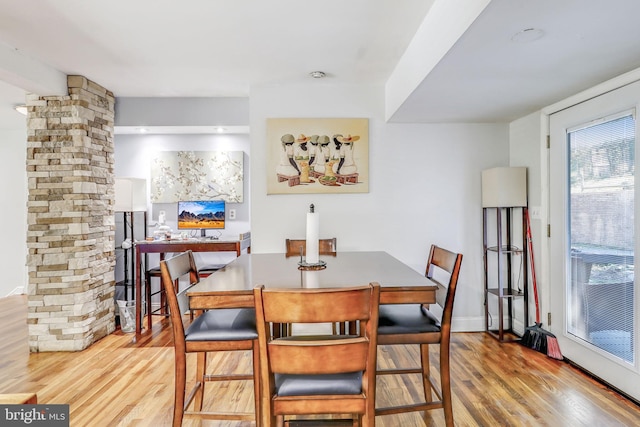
1;0;640;131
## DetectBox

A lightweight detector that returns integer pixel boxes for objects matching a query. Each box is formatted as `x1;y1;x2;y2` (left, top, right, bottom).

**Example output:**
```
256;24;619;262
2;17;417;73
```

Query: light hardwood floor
2;295;639;426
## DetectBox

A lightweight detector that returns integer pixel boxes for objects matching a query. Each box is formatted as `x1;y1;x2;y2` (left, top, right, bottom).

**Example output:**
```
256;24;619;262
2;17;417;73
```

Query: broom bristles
522;323;547;354
521;323;563;360
545;335;564;360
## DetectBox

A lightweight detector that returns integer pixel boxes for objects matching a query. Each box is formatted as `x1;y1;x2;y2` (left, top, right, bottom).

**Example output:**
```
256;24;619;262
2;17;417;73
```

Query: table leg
135;245;142;334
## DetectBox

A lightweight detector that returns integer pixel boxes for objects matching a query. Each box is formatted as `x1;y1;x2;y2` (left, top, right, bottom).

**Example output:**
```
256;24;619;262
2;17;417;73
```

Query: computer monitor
177;200;225;237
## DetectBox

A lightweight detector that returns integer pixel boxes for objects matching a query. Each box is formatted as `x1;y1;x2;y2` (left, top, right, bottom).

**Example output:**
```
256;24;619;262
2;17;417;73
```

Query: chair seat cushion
185;308;258;341
275;372;362;396
378;304;441;335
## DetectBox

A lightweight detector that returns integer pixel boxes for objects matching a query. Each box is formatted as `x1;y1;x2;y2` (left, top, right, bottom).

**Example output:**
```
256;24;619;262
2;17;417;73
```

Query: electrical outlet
530;206;541;220
228;209;236;220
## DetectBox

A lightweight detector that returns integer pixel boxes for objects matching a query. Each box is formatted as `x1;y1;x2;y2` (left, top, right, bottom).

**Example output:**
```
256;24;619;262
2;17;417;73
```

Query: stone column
26;76;116;352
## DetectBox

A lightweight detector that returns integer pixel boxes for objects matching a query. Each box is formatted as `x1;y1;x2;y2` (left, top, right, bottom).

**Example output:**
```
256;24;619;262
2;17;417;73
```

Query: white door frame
548;80;640;402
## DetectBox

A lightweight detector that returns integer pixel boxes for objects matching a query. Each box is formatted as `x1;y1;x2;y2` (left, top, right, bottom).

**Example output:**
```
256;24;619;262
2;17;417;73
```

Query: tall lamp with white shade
481;167;529;342
481;167;527;208
115;178;148;212
114;178;148;303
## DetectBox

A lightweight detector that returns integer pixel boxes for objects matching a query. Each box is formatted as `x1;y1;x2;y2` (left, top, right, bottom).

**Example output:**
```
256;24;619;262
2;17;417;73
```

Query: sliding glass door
550;80;639;401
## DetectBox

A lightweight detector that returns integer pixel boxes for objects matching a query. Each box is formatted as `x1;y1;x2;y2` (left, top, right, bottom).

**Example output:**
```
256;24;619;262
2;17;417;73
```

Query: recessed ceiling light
14;105;27;115
511;28;544;43
309;71;326;79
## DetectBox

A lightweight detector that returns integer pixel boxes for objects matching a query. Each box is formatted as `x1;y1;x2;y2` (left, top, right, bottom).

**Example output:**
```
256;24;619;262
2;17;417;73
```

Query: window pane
568;113;635;363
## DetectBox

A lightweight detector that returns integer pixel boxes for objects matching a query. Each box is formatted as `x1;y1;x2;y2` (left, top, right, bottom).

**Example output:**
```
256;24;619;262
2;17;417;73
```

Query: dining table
186;250;437;425
187;251;438;310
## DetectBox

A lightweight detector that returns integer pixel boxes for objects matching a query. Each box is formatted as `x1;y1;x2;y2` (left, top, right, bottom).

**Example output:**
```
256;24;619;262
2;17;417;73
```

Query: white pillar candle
306;204;319;264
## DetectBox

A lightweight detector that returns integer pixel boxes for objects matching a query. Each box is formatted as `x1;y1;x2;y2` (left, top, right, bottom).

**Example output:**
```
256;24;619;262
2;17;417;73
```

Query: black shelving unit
483;206;529;342
115;211;147;302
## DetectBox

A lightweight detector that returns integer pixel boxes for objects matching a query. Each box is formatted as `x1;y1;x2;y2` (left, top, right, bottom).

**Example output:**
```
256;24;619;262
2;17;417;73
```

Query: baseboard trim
7;287;25;296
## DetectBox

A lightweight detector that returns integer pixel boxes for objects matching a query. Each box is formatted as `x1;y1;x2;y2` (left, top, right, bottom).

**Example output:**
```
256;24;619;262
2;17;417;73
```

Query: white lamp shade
115;178;147;211
481;167;527;207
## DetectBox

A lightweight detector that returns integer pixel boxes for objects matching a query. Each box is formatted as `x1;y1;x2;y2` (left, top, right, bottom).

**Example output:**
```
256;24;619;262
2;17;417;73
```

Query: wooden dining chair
254;283;380;427
375;245;463;426
160;250;260;427
284;238;337;257
145;255;226;330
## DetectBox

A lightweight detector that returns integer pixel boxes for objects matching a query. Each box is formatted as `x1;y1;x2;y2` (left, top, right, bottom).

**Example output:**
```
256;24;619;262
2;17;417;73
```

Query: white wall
509;112;548;326
0;129;27;296
114;132;251;268
115;97;249;127
250;82;509;330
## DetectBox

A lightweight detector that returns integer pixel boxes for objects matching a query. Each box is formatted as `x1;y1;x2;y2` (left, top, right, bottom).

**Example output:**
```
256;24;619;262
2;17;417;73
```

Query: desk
187;251;437;310
134;236;251;334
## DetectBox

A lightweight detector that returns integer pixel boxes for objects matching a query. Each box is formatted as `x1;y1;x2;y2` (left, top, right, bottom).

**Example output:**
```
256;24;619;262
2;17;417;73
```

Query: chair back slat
285;238;337;257
260;286;372;324
269;338;369;374
380;287;434;305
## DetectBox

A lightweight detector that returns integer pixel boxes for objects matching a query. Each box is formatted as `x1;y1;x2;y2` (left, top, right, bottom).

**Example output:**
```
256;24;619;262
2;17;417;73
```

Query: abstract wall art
150;150;244;203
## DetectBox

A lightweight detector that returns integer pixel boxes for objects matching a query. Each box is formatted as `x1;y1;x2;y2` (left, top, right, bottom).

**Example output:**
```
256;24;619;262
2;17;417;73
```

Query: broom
521;209;564;360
